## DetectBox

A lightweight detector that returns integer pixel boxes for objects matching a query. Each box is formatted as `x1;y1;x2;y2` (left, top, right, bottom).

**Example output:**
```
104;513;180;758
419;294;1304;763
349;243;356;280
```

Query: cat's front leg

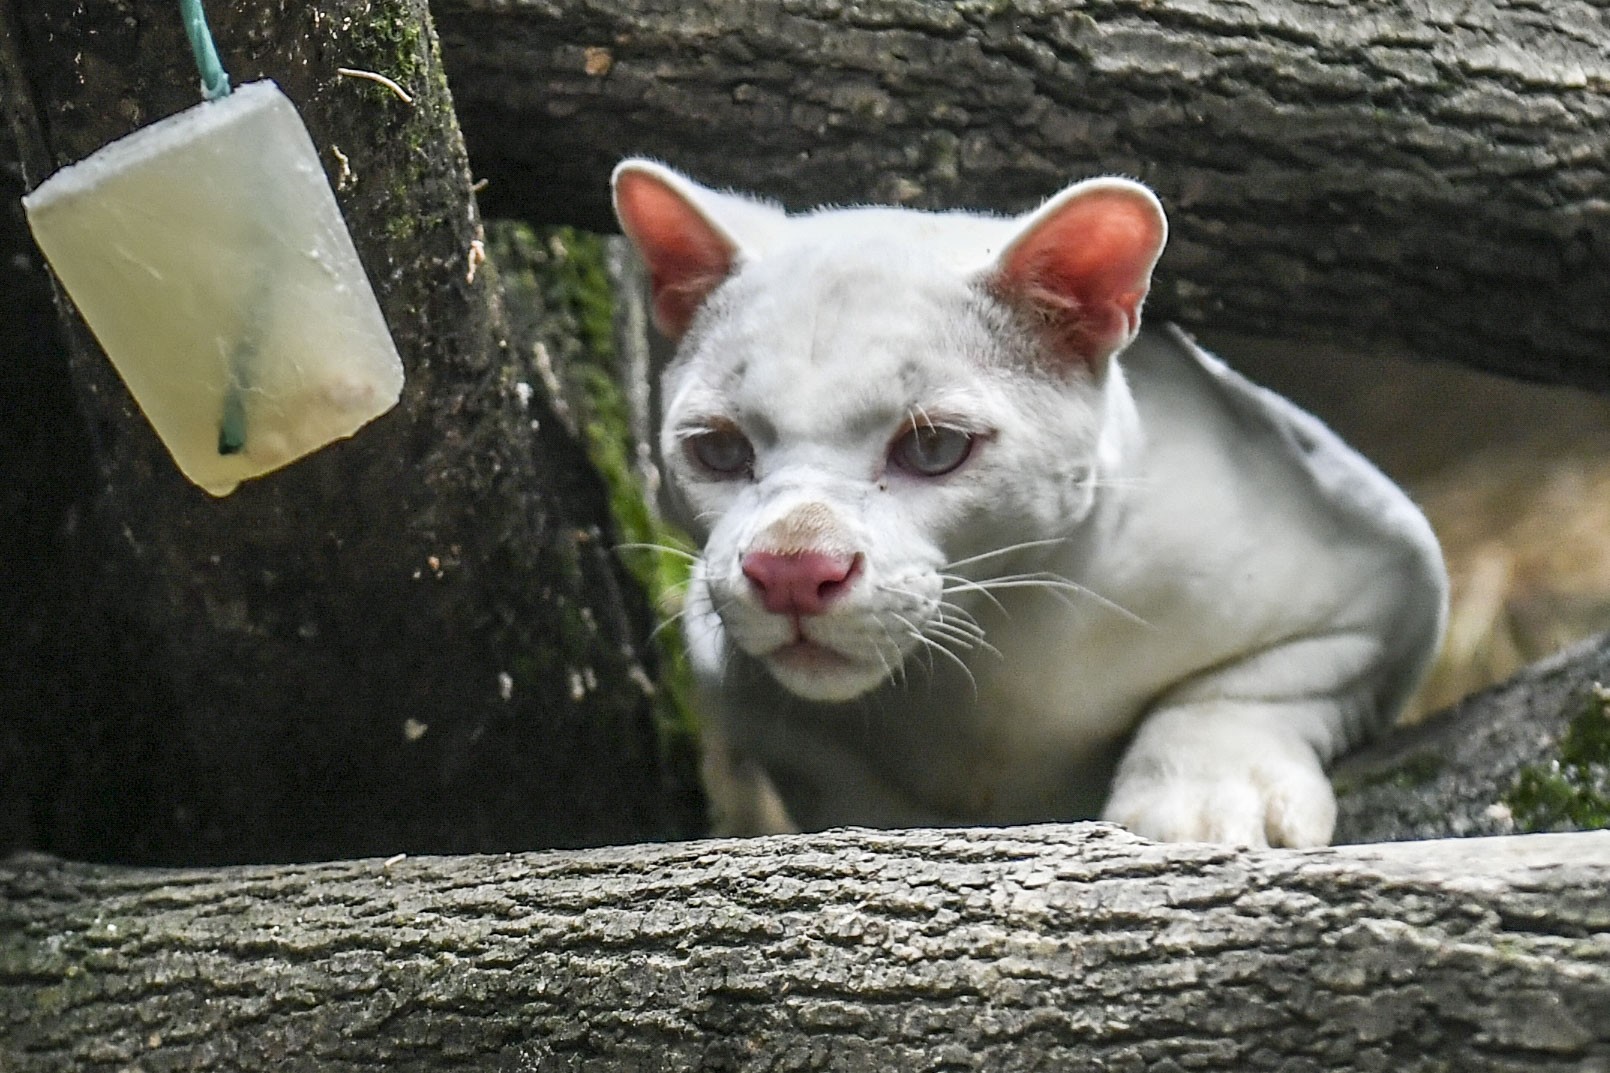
1101;697;1352;848
699;721;800;837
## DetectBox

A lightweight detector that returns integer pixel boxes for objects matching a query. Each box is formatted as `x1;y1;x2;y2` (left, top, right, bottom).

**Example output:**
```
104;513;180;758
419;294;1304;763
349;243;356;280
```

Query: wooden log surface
434;0;1610;391
1336;629;1610;845
3;824;1608;1072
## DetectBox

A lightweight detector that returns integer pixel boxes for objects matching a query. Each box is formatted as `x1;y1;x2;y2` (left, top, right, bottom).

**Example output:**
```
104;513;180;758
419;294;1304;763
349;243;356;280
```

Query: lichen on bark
3;825;1609;1072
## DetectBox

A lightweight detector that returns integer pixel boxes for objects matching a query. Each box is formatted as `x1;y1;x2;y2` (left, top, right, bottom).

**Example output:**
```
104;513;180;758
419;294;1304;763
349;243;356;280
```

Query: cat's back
1115;327;1447;705
1122;328;1434;551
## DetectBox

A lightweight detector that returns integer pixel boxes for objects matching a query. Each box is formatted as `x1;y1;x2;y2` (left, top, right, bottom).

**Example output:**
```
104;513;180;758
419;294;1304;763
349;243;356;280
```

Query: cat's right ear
985;177;1168;376
612;160;769;340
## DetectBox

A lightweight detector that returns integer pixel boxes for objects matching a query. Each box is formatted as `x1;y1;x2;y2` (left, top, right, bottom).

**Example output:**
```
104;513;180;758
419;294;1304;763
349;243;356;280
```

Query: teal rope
179;0;230;101
218;378;247;454
179;0;246;452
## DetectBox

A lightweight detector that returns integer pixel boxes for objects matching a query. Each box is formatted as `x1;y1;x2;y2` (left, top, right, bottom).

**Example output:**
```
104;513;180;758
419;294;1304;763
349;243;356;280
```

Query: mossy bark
435;0;1610;392
0;0;701;864
1336;630;1610;843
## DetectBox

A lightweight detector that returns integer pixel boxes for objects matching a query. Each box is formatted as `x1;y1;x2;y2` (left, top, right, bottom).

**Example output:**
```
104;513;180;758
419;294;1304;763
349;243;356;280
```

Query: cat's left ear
984;178;1167;375
612;159;783;340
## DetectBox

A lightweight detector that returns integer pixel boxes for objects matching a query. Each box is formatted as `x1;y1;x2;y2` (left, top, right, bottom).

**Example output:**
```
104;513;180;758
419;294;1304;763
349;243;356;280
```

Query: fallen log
2;824;1608;1072
435;0;1610;391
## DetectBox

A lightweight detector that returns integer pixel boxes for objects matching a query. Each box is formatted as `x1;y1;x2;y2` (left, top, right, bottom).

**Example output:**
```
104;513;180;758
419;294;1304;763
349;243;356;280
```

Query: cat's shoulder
1122;326;1440;555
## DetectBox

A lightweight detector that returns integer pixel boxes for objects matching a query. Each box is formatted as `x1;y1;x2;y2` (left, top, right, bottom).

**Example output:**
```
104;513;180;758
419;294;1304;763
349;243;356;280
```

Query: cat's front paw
1101;731;1337;848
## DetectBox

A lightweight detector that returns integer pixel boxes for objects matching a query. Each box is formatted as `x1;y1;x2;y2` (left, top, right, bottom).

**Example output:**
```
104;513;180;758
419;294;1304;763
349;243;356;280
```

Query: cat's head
613;161;1166;702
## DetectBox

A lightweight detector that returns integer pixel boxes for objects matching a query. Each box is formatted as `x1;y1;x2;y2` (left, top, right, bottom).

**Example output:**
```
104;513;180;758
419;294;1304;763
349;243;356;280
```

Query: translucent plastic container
24;80;405;496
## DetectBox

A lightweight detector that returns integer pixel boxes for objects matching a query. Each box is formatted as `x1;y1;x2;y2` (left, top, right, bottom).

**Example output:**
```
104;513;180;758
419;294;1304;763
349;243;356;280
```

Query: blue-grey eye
687;427;754;477
891;425;974;477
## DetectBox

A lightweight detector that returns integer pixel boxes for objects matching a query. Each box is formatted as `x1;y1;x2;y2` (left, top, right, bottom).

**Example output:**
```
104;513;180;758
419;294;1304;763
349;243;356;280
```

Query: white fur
626;162;1448;848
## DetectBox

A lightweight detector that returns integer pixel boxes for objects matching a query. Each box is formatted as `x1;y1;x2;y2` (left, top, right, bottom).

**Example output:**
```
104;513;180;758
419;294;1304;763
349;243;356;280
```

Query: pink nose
741;551;860;616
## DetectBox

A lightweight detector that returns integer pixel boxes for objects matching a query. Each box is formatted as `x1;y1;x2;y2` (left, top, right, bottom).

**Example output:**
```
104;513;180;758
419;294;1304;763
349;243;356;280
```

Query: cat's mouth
766;638;858;673
755;629;893;702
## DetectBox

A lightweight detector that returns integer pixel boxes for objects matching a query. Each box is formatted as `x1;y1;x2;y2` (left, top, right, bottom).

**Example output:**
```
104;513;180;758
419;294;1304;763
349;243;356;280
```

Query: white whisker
930;612;986;644
942;537;1069;573
947;573;1149;628
933;595;984;627
939;573;1010;617
888;611;937;681
871;580;997;657
614;541;699;563
872;581;934;610
872;617;910;688
906;632;944;689
649;613;686;642
913;628;979;697
928;618;1001;661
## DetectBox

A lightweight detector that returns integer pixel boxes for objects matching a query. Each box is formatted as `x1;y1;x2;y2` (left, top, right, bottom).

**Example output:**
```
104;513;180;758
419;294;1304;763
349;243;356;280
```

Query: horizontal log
2;824;1608;1071
435;0;1610;391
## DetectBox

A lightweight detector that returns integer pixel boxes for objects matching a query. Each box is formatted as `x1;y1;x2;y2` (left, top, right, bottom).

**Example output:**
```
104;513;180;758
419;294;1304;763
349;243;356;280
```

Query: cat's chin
761;641;890;703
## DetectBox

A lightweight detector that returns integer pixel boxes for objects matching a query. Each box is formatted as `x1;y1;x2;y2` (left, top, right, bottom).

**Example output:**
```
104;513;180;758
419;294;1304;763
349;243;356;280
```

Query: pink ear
612;163;740;339
989;179;1167;373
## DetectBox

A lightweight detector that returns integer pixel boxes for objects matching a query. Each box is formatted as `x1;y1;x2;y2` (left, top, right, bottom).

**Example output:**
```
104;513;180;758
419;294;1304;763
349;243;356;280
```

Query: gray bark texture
0;0;700;864
434;0;1610;391
1335;628;1610;844
3;824;1609;1072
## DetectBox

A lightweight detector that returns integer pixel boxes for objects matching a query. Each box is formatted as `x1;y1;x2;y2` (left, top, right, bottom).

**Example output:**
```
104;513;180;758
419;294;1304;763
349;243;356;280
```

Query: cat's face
614;163;1165;702
660;243;1109;700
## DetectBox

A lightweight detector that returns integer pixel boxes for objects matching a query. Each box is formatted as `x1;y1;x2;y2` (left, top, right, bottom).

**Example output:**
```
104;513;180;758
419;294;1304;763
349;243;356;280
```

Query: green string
179;0;231;101
179;0;249;453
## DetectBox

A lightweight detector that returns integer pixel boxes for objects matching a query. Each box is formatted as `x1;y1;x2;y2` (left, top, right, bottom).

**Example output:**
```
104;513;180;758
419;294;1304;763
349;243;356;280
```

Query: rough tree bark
0;0;700;864
434;0;1610;391
1336;629;1610;844
0;119;112;856
2;824;1608;1072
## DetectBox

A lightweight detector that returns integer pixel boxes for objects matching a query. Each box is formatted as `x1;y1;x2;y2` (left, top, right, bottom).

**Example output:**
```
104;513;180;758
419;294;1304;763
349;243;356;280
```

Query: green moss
1395;751;1446;786
486;222;700;742
547;230;694;595
1502;685;1610;832
383;211;419;242
343;3;425;88
332;2;454;246
1333;750;1444;797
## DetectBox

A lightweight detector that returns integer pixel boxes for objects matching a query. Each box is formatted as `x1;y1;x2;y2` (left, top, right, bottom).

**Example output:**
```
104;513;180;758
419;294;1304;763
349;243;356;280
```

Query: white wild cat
612;160;1448;848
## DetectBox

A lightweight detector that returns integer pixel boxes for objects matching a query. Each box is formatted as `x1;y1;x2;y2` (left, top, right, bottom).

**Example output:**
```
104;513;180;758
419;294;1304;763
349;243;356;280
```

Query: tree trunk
0;0;700;865
2;823;1607;1072
0;95;112;855
434;0;1610;392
